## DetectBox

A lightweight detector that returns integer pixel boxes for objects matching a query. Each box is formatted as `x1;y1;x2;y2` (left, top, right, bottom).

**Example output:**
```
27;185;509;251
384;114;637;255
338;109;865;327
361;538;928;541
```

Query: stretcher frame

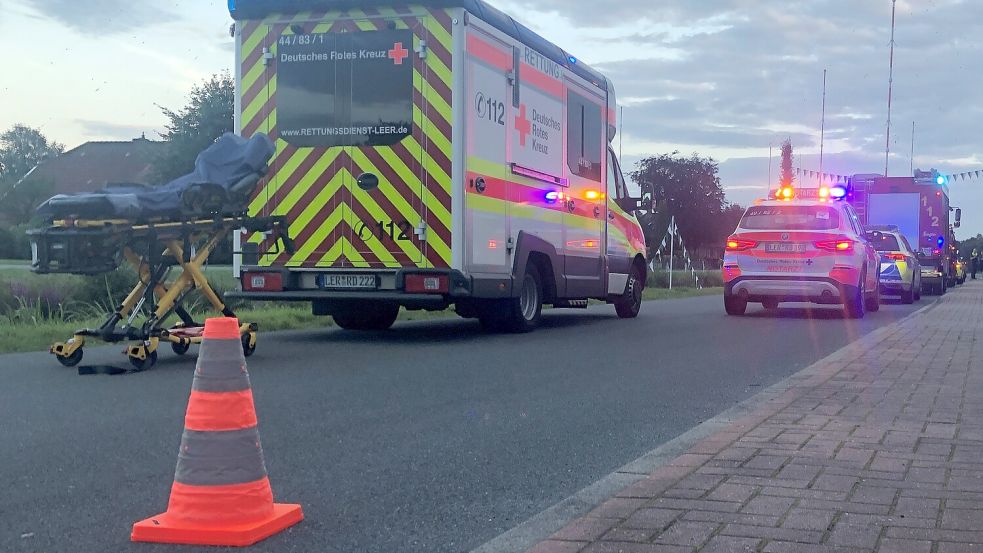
30;214;292;370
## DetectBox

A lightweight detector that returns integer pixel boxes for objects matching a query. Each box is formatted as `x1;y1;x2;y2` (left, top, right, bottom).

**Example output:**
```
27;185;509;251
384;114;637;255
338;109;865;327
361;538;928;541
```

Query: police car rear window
740;206;839;230
870;233;901;252
276;29;414;148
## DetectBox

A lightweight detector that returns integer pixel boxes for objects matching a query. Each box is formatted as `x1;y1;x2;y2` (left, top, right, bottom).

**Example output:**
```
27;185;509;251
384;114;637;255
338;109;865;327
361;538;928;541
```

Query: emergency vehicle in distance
848;170;961;295
227;0;648;332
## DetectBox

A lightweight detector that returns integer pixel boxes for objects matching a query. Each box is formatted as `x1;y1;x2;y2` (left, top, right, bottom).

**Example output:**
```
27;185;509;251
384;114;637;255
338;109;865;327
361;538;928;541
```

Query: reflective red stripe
185;390;258;432
166;478;274;526
520;64;563;98
467;33;511;71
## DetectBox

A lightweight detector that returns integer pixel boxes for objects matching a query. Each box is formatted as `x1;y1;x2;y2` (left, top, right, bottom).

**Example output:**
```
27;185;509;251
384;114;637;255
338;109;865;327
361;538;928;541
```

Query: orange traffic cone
131;317;303;546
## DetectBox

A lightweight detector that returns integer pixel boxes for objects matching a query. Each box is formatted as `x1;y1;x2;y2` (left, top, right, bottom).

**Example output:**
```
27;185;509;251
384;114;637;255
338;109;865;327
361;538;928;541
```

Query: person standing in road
973;248;980;279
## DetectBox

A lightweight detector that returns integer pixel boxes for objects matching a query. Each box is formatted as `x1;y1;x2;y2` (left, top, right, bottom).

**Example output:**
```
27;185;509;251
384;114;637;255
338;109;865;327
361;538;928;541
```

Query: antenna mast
819;69;827;183
885;0;897;176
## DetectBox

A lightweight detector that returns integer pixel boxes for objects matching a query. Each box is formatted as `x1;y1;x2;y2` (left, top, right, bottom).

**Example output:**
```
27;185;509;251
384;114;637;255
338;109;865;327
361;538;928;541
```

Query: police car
866;225;922;304
723;185;881;318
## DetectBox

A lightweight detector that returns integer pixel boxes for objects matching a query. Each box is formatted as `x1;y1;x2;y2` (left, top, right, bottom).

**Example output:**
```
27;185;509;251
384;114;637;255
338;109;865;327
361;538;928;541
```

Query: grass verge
0;287;722;355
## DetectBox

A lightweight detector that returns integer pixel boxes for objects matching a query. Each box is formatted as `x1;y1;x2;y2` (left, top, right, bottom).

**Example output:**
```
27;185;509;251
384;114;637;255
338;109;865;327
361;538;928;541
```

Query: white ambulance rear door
464;24;512;276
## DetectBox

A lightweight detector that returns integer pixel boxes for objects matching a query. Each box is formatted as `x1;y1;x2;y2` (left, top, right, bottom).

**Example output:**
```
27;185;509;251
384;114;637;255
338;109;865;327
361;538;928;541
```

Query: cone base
131;503;303;547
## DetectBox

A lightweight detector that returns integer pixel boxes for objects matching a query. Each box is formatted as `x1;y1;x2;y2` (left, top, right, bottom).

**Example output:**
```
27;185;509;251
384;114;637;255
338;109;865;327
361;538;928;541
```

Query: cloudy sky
2;0;981;236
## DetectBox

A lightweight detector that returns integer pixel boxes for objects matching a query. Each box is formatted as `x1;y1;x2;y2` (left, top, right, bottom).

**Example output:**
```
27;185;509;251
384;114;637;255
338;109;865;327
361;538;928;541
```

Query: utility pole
885;0;897;177
819;69;827;182
910;121;915;176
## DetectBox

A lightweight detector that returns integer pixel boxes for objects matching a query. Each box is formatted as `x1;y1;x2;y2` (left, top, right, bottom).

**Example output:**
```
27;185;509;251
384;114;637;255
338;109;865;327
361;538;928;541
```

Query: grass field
0;287;722;355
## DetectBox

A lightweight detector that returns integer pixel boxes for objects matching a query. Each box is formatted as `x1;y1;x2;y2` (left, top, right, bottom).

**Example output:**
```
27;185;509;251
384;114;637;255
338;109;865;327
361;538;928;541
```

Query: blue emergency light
829;184;849;199
938;235;946;248
545;191;560;204
936;175;947;186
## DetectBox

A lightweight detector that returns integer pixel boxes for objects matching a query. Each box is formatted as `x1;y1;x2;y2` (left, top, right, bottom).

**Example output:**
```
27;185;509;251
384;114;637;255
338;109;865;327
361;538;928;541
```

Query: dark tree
0;124;64;224
779;138;795;187
631;152;733;251
152;73;235;182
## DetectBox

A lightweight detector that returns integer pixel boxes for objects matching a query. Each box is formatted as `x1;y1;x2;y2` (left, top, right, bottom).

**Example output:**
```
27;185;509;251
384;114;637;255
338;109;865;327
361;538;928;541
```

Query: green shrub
0;227;15;259
9;224;34;259
647;270;722;289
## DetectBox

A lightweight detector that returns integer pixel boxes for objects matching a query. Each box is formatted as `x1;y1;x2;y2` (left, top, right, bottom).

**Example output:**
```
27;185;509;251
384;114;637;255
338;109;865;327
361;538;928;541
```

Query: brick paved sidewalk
529;282;983;553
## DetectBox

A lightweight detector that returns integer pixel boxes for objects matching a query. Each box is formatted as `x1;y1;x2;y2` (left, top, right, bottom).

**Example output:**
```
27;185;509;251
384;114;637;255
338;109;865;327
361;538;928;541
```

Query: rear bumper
725;276;849;304
879;278;911;294
229;290;450;310
227;267;474;309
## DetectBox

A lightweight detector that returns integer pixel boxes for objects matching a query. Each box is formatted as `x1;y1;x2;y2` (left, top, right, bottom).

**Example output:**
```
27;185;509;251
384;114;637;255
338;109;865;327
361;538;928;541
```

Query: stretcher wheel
129;350;158;371
56;349;84;367
171;342;191;356
242;333;256;357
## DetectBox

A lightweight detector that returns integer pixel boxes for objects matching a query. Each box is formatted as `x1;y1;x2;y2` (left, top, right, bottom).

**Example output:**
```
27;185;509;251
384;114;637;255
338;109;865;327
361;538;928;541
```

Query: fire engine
848;170;961;295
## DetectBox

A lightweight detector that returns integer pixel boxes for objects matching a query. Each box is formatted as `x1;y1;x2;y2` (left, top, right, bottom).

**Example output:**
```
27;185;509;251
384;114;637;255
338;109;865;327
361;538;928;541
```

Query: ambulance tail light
726;236;758;252
405;274;449;294
815;239;854;252
242;272;283;292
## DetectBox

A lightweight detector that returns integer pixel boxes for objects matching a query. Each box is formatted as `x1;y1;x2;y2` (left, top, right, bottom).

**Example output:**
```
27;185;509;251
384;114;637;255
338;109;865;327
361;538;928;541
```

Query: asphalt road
0;295;924;553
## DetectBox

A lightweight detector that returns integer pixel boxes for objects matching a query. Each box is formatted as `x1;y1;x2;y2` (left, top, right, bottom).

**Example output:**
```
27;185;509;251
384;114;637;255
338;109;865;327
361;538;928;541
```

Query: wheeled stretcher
27;133;293;370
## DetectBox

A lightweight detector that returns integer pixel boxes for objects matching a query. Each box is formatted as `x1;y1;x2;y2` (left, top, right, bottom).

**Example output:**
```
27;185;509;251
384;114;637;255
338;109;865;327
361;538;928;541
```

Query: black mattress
36;133;275;221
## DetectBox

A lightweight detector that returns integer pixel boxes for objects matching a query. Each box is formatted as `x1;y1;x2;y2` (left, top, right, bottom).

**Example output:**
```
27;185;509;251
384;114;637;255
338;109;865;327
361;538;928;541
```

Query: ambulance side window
567;91;603;182
607;149;626;200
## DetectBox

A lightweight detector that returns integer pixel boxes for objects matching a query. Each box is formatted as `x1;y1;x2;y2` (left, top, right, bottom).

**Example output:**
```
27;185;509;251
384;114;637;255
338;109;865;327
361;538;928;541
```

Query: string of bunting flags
650;216;702;290
793;167;983;183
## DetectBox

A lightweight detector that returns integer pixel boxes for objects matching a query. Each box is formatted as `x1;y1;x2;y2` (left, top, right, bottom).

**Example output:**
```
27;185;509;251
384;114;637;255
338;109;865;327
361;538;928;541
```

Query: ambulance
227;0;648;332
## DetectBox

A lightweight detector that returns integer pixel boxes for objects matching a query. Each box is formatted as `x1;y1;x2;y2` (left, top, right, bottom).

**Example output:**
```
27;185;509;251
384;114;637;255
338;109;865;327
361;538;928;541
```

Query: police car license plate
766;243;806;253
317;274;377;290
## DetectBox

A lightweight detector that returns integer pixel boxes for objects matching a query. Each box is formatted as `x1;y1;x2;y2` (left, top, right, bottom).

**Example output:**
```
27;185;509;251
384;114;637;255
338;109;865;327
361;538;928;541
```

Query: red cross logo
388;42;409;65
515;104;532;147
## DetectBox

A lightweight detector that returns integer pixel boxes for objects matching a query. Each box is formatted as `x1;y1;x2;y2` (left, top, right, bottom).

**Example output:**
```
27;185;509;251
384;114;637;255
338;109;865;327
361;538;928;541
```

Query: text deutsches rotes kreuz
281;50;390;63
530;110;561;155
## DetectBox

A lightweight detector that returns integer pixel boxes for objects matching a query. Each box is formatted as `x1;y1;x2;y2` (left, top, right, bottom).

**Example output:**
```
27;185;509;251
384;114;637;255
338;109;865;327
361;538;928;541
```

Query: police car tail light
884;253;906;261
726;236;758;252
815;239;854;252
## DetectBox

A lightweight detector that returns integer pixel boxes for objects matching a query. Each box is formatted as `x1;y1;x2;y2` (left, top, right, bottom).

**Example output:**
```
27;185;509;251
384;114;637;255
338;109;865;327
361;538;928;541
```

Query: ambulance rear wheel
481;265;543;333
333;303;400;331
